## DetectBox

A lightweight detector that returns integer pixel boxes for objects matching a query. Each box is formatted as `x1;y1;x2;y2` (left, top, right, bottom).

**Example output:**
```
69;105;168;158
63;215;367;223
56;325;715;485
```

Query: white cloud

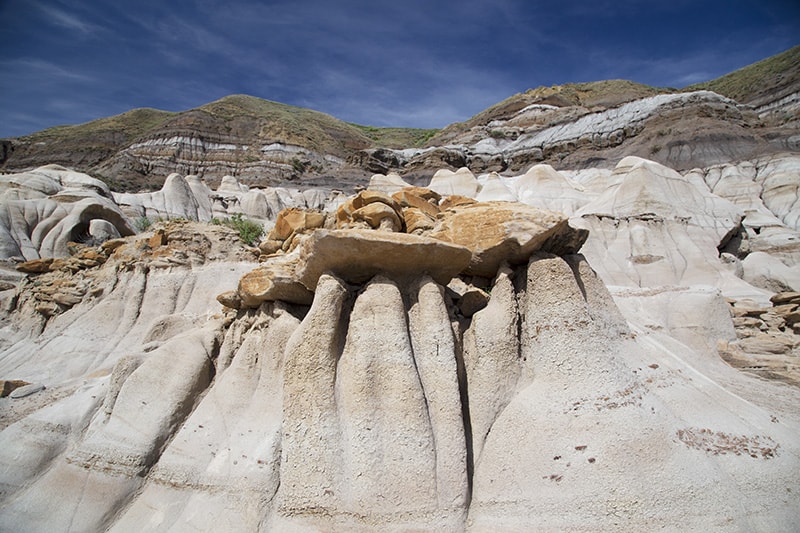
0;58;96;83
37;4;102;35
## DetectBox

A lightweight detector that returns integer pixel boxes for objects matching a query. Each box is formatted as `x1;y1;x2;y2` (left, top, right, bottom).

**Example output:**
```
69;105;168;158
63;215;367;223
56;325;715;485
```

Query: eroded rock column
273;273;470;530
277;274;348;514
337;276;436;513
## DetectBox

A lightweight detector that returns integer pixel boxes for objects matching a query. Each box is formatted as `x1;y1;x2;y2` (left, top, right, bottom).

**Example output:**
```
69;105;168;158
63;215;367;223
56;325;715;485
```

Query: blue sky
0;0;798;137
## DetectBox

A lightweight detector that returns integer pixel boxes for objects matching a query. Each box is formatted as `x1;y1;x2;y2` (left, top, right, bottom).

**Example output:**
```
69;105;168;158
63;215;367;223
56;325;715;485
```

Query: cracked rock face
1;157;800;531
2;237;798;531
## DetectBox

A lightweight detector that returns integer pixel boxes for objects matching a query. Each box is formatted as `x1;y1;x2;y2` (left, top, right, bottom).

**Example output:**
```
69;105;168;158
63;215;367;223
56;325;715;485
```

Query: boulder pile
719;291;800;385
229;187;586;308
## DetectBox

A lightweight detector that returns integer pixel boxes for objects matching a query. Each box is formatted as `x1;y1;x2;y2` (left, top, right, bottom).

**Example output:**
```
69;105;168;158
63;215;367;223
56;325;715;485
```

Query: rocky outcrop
391;89;798;176
429;201;587;276
1;214;798;530
718;291;800;386
571;156;745;289
114;171;344;225
1;156;800;531
233;193;584;307
0;165;135;260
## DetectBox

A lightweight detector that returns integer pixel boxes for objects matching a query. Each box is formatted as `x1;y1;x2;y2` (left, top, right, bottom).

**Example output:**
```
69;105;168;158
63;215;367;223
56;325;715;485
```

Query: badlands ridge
0;154;799;531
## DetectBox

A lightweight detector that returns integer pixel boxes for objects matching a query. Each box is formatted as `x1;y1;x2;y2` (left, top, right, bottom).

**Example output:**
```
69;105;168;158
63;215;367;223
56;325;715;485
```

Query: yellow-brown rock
336;190;403;228
48;258;79;272
268;208;326;241
149;229;167;249
66;242;84;255
237;264;314;307
458;287;490;317
216;290;242;309
294;228;472;289
352;202;403;231
400;186;441;203
258;239;283;255
771;292;800;306
404;207;436;235
783;310;800;326
0;380;31;398
101;238;127;254
439;195;477;209
356;190;403;212
429;202;588;277
16;257;54;274
74;248;108;267
392;189;440;218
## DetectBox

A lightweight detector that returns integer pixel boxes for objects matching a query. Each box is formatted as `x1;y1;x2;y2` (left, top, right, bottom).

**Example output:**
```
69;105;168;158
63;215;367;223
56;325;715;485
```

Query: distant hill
411;48;798;173
0;95;437;191
426;80;670;147
1;108;177;172
1;47;797;191
687;45;800;114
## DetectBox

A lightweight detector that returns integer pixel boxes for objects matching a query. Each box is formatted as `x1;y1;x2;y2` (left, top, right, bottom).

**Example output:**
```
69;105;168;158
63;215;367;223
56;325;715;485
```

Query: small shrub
650;144;662;155
134;216;153;232
290;157;310;174
215;213;264;245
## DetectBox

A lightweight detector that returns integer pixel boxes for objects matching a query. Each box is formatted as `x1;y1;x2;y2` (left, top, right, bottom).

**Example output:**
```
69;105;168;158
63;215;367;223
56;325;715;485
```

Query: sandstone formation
401;89;798;175
0;165;135;261
114;171;344;225
719;290;800;386
233;191;582;307
1;153;799;531
429;201;587;276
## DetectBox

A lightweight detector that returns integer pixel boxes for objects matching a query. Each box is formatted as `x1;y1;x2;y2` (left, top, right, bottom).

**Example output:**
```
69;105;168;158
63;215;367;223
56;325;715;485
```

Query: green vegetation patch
22;108;177;144
197;95;373;155
348;123;439;148
211;213;264;246
686;45;800;104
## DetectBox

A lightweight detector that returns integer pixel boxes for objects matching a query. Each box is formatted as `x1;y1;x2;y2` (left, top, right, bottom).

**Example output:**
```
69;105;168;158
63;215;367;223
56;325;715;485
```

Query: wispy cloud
0;58;96;83
37;3;102;35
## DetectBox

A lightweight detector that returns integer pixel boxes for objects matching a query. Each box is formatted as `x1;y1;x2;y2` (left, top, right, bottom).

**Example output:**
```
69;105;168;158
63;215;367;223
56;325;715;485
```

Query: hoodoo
1;152;799;531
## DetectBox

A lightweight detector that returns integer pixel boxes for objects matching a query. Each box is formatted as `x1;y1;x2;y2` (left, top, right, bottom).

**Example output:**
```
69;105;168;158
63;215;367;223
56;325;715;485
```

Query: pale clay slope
0;155;799;531
0;164;343;264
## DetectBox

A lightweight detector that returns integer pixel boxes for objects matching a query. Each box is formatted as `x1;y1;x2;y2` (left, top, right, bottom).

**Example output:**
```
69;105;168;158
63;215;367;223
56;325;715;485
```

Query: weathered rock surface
0;165;136;261
428;167;480;197
716;291;800;386
114;171;344;225
571;157;751;295
397;88;799;176
367;171;412;195
235;226;475;308
297;229;472;289
2;228;797;531
430;201;588;277
235;188;589;307
1;154;800;531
